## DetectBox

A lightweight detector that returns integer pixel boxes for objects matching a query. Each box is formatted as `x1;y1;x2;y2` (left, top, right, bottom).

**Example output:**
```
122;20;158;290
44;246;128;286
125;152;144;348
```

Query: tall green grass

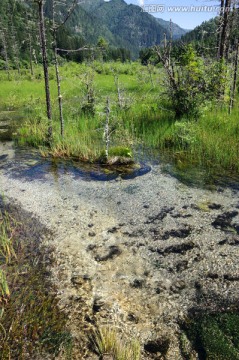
125;99;239;173
0;62;239;173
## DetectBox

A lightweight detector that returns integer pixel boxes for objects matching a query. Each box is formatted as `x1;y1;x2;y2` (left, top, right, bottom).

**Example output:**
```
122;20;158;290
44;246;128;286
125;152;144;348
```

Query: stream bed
1;112;239;359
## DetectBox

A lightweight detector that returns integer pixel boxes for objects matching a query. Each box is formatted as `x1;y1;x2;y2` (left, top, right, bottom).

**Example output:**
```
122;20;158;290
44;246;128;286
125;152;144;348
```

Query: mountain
181;18;218;44
179;18;218;57
0;0;188;66
155;18;191;39
81;1;189;39
74;0;172;58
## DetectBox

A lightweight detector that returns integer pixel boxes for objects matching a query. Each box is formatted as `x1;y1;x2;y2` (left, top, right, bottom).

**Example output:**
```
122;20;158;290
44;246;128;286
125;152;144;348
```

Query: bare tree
52;0;64;137
35;0;52;140
225;0;237;58
114;74;123;109
28;31;34;76
0;28;10;80
229;40;239;113
10;22;21;76
218;0;233;60
217;0;225;59
52;0;83;137
25;12;37;76
104;97;110;160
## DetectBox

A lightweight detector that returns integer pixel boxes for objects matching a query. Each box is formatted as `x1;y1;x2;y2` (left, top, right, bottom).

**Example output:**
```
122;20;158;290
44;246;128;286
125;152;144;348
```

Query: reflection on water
0;110;151;182
0;142;151;182
0;110;23;141
163;163;239;191
135;145;239;190
5;155;151;182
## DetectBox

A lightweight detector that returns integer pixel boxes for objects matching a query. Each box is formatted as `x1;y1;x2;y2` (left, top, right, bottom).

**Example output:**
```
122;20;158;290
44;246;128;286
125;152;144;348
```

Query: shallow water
135;146;239;190
0;111;152;182
5;154;152;182
1;112;239;360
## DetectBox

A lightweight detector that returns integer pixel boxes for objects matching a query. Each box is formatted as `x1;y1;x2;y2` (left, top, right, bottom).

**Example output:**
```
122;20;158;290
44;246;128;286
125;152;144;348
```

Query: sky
124;0;220;29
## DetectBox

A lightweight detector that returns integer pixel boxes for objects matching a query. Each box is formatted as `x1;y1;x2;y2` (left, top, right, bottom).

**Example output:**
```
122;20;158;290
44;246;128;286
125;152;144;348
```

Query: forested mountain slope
0;0;190;65
60;0;172;58
156;18;190;39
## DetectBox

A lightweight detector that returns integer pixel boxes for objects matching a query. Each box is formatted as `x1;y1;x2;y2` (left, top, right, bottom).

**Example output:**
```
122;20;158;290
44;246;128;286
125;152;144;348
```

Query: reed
91;326;141;360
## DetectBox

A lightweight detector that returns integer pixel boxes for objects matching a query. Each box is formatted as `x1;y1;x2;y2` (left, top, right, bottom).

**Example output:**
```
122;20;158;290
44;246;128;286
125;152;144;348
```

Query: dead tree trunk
225;1;237;59
10;24;21;76
8;0;20;76
218;0;232;60
37;0;52;140
217;0;225;59
169;19;173;67
114;74;123;108
229;40;239;113
28;32;34;76
104;97;110;160
52;0;64;137
26;13;35;76
0;29;10;80
54;45;64;137
51;0;79;138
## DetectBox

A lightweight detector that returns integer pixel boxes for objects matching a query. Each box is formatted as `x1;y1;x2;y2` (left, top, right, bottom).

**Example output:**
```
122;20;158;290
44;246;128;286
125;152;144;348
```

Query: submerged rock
144;336;170;356
102;156;134;166
94;245;122;262
162;225;192;240
151;240;196;255
212;210;239;232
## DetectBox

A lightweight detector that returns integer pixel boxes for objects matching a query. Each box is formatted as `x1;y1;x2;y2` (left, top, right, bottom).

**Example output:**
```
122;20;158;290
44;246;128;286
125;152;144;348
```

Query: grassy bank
0;199;72;359
0;61;239;173
132;103;239;172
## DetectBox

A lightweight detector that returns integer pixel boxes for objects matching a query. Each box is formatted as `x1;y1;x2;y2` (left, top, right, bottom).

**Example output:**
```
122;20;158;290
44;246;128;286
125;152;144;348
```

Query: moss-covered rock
98;146;134;165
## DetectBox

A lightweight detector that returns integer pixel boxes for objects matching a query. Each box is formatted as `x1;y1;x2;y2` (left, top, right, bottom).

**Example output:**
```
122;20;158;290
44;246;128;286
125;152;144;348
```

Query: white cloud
138;0;144;6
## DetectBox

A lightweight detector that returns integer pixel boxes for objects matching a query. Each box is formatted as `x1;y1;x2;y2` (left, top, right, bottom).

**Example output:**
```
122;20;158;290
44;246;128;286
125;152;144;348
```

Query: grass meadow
0;60;239;173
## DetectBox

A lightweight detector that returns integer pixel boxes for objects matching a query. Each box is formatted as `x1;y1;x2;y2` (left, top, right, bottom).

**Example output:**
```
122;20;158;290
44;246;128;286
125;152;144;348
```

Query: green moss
184;312;239;359
108;146;132;158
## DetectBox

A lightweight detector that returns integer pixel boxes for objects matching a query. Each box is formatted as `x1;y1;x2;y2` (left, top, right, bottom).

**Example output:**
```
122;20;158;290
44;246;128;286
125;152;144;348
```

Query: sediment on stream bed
1;137;239;359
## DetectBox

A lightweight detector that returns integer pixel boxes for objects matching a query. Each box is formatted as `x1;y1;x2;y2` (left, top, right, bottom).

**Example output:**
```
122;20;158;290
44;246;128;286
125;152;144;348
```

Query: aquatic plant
0;269;9;301
90;326;141;360
0;203;72;359
0;211;16;264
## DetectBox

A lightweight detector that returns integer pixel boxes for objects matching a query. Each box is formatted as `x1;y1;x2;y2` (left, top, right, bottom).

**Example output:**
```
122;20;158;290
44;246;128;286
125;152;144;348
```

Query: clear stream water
1;111;239;359
0;110;152;182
